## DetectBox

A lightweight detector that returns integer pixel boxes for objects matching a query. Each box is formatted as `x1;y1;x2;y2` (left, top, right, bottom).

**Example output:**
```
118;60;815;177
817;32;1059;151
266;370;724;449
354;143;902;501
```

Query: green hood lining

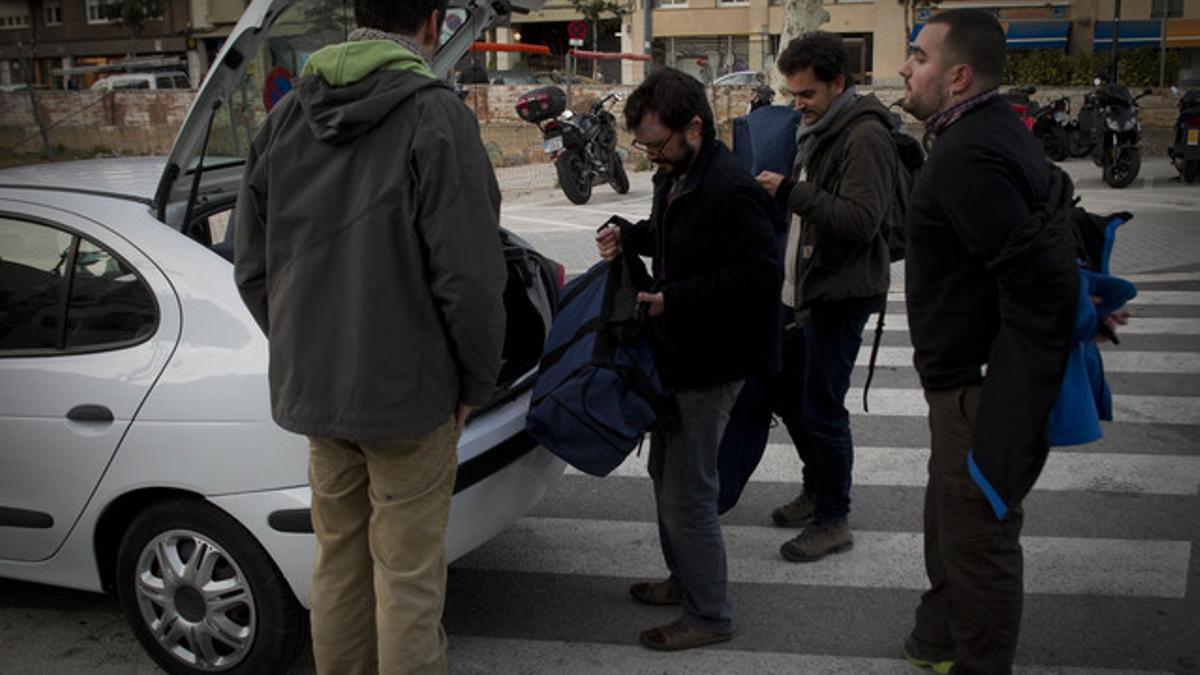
301;40;435;85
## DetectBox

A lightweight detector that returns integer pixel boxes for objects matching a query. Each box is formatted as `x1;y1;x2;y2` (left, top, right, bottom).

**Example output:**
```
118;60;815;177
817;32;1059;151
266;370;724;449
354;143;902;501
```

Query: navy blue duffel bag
526;248;677;476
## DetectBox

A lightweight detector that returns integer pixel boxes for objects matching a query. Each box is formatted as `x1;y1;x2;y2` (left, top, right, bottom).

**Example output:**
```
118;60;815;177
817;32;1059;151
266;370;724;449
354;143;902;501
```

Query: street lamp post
1110;0;1122;83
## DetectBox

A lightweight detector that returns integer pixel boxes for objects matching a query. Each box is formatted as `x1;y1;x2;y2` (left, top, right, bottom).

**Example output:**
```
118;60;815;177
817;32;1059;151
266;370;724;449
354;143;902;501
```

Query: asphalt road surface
2;157;1198;675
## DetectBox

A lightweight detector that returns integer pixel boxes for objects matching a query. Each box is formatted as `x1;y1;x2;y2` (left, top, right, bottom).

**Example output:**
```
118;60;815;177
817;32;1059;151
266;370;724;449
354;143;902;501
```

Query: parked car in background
0;1;562;674
713;70;767;87
90;71;191;91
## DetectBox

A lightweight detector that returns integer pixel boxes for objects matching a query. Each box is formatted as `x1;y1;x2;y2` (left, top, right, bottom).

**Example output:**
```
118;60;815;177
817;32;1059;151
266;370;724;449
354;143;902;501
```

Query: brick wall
0;85;1184;161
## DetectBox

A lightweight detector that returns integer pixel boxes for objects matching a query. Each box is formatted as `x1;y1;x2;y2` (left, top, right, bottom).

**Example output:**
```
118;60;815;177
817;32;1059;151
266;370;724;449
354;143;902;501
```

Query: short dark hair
354;0;446;35
927;9;1006;89
623;67;715;141
776;32;853;85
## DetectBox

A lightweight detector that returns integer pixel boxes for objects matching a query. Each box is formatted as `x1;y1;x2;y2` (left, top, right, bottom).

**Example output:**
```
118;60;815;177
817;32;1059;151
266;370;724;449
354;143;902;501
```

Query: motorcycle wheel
608;152;630;194
555;149;593;205
1185;161;1199;184
1068;130;1096;158
1044;125;1069;162
1103;147;1141;189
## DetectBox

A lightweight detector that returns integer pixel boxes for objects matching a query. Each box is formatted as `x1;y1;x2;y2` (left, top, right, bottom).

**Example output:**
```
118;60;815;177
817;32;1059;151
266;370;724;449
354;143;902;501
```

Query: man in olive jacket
233;0;506;672
756;32;897;563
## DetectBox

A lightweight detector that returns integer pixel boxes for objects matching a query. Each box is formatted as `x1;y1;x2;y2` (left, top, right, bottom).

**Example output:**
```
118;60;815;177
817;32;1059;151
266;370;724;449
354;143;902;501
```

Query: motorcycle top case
516;86;568;123
526;249;675;477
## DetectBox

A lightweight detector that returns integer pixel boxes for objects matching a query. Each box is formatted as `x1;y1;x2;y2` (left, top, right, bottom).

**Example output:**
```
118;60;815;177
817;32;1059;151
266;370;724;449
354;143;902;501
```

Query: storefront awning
909;22;1069;51
1167;19;1200;48
1006;21;1070;51
1094;21;1161;52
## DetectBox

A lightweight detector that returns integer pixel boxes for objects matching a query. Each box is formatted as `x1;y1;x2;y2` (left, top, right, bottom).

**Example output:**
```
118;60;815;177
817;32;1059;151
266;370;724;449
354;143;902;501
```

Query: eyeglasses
632;129;676;155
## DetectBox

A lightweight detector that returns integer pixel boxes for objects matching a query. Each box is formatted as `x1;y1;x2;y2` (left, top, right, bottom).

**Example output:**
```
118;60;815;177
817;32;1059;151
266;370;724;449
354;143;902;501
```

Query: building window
654;0;687;7
717;0;750;6
0;13;31;29
44;1;62;26
87;0;117;24
1151;0;1183;18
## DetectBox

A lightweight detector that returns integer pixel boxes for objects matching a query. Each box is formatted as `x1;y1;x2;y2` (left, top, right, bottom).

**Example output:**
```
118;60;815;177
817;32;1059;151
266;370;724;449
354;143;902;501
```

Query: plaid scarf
923;88;999;139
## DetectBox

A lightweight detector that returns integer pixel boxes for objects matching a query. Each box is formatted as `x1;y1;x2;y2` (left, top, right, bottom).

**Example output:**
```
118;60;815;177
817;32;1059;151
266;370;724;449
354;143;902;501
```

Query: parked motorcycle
516;86;629;205
1168;85;1200;183
1032;95;1071;161
1002;85;1039;131
1067;85;1103;158
1091;81;1153;189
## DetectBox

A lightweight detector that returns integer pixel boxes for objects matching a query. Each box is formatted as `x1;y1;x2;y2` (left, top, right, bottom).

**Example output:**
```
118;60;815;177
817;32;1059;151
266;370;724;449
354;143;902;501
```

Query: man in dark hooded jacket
755;32;897;562
234;0;506;672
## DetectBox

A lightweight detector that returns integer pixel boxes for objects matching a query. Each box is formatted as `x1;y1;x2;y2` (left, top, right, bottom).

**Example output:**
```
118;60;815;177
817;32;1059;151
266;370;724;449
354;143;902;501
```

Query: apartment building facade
506;0;1200;86
0;0;246;89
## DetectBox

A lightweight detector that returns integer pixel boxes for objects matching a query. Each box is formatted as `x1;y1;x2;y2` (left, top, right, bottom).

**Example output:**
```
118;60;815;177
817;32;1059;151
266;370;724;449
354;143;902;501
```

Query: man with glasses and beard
595;67;780;651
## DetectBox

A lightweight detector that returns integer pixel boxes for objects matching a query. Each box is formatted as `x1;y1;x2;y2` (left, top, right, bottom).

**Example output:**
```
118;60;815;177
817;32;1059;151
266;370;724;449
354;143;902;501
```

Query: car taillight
545;120;560;132
1187;115;1200;128
555;263;566;290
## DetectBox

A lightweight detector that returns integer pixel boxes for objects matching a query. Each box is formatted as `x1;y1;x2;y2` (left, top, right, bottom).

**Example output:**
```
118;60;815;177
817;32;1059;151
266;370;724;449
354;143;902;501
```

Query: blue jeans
647;380;742;633
772;296;880;522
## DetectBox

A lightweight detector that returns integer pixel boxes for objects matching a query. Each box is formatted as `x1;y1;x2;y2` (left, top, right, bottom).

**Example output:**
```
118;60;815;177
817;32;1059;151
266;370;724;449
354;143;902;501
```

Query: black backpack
862;123;924;411
884;127;925;262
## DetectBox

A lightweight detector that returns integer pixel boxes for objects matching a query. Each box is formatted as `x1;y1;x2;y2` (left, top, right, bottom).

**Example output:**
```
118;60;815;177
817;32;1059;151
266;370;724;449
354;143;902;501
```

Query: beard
660;143;697;177
903;73;949;121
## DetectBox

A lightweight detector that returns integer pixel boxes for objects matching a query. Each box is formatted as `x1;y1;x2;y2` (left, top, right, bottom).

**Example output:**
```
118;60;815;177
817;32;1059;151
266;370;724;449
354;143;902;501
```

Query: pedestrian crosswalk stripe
845;388;1200;425
447;637;1173;675
571;445;1200;496
865;315;1200;335
1123;272;1200;283
887;291;1200;305
854;346;1200;373
455;518;1191;598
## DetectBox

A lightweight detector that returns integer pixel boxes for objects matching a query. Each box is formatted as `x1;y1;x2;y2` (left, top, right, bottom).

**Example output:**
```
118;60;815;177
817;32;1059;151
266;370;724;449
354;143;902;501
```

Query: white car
0;1;561;674
89;71;192;91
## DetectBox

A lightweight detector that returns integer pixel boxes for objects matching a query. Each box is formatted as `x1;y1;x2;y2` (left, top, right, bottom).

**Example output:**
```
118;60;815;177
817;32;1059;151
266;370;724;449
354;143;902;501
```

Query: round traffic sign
262;66;294;113
567;20;587;40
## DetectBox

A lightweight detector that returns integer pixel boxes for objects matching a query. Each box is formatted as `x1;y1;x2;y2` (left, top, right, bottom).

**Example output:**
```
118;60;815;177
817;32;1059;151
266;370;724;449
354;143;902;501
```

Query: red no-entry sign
567;20;587;40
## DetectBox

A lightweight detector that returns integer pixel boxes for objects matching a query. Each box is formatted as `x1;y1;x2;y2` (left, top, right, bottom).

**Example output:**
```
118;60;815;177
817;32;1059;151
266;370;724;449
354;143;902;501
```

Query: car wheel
115;499;307;675
1184;160;1199;184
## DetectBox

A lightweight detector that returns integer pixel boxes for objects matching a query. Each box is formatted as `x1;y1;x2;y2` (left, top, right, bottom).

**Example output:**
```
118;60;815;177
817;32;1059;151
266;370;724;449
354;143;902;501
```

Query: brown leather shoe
638;619;733;651
780;519;854;562
771;492;816;528
629;579;682;606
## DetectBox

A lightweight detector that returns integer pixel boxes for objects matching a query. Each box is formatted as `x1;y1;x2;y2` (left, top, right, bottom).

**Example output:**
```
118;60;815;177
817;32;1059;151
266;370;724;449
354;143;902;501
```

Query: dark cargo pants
912;384;1025;675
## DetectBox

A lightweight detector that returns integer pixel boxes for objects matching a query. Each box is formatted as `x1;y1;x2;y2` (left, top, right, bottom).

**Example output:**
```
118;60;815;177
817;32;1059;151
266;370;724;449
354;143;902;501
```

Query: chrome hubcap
134;529;256;671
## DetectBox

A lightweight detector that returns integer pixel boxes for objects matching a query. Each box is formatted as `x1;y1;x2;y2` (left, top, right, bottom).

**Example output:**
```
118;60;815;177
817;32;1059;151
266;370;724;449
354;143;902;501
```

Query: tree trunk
767;0;829;102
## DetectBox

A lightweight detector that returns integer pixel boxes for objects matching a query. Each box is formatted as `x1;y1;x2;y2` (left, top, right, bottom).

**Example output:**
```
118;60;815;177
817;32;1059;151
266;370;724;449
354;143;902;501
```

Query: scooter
1032;95;1071;162
1067;86;1103;158
516;87;629;205
1091;81;1153;189
1168;85;1200;183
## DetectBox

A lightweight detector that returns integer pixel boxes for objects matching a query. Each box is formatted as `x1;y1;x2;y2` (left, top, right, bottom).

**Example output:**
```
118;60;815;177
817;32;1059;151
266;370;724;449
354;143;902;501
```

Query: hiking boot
903;634;955;674
771;492;816;528
780;519;854;562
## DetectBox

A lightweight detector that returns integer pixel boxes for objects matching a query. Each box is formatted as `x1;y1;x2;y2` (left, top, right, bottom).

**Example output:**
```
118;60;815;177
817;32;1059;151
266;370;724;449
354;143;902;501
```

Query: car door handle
67;405;114;423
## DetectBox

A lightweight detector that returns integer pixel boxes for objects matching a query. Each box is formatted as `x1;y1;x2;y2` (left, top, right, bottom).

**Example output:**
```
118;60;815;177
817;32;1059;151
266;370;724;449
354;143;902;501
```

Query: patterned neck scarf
348;27;431;66
923;88;999;139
